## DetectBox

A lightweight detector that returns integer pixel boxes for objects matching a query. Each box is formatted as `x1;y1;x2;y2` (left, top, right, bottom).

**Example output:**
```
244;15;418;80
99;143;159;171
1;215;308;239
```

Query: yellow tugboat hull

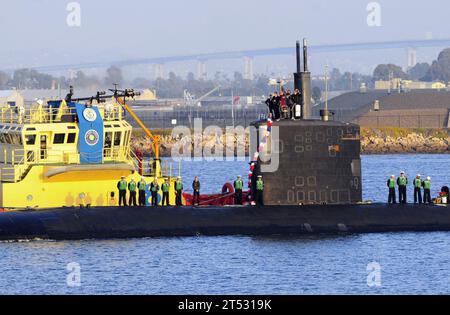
0;164;177;209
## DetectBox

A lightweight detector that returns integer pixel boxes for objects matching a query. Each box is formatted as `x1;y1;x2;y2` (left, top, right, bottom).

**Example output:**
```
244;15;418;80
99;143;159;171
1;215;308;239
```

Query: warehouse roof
314;89;450;120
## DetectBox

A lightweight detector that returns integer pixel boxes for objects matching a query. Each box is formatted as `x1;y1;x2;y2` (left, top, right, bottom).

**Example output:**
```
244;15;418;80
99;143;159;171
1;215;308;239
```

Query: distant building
134;89;157;101
375;78;447;91
314;90;450;128
0;90;24;108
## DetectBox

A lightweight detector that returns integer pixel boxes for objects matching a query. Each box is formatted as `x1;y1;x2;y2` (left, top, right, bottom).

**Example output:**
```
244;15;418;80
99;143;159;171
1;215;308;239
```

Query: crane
184;85;221;106
111;87;162;178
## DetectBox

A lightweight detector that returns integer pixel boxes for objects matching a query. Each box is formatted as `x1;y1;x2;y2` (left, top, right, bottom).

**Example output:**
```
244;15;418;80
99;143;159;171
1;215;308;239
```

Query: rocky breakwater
131;133;251;157
362;132;450;154
132;129;450;157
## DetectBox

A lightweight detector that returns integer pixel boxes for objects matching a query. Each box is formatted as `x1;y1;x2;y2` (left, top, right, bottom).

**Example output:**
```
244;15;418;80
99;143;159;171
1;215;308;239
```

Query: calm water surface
0;155;449;295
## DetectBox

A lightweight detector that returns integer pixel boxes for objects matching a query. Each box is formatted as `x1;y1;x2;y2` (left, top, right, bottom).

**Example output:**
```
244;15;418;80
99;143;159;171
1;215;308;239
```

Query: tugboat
0;87;179;209
0;40;448;241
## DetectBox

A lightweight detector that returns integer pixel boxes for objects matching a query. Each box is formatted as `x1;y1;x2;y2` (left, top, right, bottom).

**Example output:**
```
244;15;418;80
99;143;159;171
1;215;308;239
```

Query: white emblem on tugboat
82;108;97;122
85;130;99;146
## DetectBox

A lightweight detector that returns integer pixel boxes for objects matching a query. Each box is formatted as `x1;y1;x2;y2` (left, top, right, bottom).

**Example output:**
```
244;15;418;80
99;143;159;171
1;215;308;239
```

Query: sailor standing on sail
291;89;302;119
265;94;274;119
272;92;281;121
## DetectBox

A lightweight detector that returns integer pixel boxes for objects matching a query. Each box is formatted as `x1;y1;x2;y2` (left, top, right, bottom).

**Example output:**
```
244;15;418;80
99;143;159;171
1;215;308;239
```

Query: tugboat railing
0;147;134;182
0;103;123;124
127;149;180;179
0;107;76;124
103;147;129;161
0;148;26;165
0;148;132;165
0;167;19;182
128;149;143;174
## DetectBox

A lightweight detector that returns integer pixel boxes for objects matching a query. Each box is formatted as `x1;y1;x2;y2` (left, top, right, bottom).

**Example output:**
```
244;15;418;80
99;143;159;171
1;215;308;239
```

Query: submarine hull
0;204;449;241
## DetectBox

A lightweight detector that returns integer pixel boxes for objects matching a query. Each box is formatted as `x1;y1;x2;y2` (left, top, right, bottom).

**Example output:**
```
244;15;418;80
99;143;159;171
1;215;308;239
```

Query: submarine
0;39;448;241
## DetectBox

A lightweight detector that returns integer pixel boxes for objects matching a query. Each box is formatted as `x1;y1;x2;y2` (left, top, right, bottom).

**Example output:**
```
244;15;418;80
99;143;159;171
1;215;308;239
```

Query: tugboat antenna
65;85;74;103
112;83;120;97
63;85;141;104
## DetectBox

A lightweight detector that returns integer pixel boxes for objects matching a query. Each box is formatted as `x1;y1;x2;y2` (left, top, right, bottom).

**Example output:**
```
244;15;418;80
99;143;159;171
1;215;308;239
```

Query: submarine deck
0;203;448;241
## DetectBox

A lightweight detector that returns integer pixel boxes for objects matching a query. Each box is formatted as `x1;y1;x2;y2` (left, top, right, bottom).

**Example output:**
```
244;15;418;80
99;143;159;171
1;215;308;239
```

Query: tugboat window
114;132;122;146
25;135;36;145
104;132;112;147
53;133;66;144
67;133;76;144
27;151;35;162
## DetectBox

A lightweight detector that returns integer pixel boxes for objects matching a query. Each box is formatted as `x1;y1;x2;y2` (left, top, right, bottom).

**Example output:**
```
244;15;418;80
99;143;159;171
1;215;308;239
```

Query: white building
0;90;24;108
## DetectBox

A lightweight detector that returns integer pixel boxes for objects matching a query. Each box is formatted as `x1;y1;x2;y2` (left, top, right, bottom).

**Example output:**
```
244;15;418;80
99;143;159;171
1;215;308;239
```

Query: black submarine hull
0;204;449;241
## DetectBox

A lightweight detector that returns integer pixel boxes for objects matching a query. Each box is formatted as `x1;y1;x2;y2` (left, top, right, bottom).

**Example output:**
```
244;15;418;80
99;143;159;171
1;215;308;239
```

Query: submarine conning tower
252;39;362;206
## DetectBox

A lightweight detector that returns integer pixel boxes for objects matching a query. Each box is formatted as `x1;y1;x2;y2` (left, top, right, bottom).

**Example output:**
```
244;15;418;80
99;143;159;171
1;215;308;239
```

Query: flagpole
231;89;235;128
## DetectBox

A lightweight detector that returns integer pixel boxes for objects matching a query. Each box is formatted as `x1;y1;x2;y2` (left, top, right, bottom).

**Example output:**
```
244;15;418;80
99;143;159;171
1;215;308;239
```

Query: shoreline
131;128;450;157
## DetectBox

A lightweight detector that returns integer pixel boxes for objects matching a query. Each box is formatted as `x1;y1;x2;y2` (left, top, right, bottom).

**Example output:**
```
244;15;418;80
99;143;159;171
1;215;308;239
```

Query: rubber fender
222;182;234;194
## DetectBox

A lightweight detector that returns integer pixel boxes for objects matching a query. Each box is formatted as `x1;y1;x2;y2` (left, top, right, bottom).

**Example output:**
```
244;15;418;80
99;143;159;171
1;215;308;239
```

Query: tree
422;48;450;82
0;71;10;89
312;86;322;104
373;64;407;81
312;69;374;92
105;66;123;86
72;71;101;89
213;71;222;82
408;63;430;81
187;72;195;82
11;68;54;89
329;68;353;91
132;77;152;89
351;72;374;90
254;74;271;96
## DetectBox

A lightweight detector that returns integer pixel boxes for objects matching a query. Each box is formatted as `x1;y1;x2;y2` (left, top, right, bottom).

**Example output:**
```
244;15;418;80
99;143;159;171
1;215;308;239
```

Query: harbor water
0;154;449;295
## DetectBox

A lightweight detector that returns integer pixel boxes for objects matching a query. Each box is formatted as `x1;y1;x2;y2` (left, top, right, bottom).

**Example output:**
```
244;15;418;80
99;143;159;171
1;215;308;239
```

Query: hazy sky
0;0;449;73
